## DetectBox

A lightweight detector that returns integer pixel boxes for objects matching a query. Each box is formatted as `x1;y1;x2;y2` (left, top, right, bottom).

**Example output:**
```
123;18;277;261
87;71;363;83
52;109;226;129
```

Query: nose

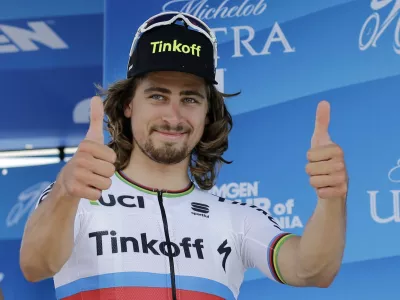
161;99;183;126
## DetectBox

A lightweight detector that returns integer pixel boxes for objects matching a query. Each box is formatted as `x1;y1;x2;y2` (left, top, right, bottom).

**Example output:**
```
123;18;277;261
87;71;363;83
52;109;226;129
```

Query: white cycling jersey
35;170;295;300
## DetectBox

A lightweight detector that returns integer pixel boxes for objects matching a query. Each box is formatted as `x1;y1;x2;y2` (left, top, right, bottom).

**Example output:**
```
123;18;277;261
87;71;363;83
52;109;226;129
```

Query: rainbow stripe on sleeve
267;233;295;284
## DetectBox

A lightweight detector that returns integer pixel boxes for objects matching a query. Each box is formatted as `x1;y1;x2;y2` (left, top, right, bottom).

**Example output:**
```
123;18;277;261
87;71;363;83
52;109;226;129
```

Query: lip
154;131;186;140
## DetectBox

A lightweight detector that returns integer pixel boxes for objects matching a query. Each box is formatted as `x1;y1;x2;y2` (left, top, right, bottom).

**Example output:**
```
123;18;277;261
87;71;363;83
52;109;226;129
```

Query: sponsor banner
210;181;304;231
104;0;400;116
0;14;103;70
0;0;396;298
104;0;400;297
0;13;103;150
104;0;400;258
0;0;104;21
216;71;400;265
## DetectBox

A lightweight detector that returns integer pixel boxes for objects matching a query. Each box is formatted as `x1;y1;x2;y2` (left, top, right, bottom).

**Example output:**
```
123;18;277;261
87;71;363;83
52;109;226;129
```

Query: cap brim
130;67;218;85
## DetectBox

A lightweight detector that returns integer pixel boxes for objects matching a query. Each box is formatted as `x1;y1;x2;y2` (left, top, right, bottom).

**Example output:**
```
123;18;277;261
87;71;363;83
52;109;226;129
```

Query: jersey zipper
157;191;177;300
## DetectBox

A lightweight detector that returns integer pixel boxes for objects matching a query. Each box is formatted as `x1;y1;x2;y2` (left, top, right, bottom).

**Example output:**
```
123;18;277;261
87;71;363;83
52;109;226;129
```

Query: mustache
151;124;191;134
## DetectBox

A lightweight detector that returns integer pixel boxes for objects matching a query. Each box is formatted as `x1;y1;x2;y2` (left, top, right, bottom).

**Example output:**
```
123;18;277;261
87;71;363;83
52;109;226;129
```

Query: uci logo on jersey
150;40;201;57
90;194;145;209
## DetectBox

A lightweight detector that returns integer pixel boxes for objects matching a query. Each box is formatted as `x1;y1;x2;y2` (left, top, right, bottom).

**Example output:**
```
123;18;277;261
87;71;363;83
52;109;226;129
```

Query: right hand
58;96;117;201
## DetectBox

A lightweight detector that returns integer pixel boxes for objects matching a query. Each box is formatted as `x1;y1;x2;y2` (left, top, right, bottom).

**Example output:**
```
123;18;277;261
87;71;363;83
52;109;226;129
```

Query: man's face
125;71;209;165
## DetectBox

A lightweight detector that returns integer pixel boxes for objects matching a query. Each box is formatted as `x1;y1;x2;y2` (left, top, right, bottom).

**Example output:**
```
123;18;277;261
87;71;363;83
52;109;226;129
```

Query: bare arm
19;181;80;282
19;97;116;283
276;101;348;287
277;197;346;287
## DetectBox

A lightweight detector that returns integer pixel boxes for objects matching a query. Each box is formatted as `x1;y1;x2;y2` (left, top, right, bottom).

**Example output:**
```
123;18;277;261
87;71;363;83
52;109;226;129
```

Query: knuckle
105;178;112;190
341;185;348;196
305;164;311;174
74;154;88;169
97;178;107;190
336;161;345;171
78;141;91;153
335;145;344;156
109;149;117;164
94;189;102;200
317;188;325;198
306;149;313;161
338;173;347;183
107;163;116;177
88;190;101;201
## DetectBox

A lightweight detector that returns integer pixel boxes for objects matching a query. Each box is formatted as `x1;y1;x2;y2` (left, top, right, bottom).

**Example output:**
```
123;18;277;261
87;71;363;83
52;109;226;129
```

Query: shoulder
192;187;281;229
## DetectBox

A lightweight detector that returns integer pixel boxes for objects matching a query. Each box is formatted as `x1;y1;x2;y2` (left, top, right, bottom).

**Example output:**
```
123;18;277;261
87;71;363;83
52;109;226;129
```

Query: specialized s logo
217;239;231;272
150;40;201;56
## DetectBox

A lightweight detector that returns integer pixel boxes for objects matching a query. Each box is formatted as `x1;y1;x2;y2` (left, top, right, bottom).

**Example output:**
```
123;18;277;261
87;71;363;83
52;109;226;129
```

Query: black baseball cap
127;21;217;84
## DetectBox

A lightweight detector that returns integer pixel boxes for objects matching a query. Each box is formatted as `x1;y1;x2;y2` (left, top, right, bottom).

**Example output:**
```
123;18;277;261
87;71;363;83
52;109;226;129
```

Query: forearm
20;182;79;282
296;197;346;285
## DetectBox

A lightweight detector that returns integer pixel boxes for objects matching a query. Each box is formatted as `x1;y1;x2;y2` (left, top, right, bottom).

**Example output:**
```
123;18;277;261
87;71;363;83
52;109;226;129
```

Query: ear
205;115;210;125
124;102;132;118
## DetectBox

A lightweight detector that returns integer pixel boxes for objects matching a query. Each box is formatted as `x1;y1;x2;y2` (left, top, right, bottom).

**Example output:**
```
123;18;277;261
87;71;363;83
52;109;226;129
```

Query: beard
134;123;193;165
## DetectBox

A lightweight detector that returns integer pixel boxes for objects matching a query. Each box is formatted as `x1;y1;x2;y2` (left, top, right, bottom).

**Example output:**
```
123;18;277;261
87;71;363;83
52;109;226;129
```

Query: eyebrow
144;86;205;99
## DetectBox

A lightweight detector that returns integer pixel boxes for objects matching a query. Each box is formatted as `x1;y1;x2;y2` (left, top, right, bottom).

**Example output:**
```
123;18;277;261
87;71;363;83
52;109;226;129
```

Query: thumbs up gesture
305;101;348;201
58;96;117;201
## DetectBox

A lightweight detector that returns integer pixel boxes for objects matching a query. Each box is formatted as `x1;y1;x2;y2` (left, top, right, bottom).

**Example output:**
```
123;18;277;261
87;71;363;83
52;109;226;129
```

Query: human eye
183;97;199;104
150;94;165;101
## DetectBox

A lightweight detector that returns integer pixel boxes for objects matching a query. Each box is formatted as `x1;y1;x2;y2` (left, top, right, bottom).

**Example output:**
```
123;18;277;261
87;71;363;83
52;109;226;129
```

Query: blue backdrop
1;0;400;299
103;0;400;298
0;0;103;150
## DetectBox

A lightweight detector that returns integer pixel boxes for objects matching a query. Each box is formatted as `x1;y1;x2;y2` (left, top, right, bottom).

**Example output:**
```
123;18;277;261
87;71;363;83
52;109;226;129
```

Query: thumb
85;96;104;144
311;100;332;148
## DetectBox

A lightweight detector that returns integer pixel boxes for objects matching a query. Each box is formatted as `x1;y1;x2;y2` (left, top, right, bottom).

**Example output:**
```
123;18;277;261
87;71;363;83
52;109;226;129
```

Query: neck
121;147;192;192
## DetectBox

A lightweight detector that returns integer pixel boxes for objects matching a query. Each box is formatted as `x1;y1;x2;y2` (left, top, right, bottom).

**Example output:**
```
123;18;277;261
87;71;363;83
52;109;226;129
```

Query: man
19;11;348;300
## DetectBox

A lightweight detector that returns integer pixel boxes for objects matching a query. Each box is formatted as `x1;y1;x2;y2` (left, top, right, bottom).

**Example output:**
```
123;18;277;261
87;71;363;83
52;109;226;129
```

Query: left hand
305;100;348;200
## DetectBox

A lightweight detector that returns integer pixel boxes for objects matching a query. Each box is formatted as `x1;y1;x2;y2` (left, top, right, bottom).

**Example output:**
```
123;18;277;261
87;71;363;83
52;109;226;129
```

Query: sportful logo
191;202;209;218
89;230;205;259
150;40;201;56
0;21;68;53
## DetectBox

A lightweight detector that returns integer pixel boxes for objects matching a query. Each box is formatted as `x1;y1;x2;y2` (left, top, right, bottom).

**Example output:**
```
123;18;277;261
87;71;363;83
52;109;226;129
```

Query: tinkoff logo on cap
150;40;201;57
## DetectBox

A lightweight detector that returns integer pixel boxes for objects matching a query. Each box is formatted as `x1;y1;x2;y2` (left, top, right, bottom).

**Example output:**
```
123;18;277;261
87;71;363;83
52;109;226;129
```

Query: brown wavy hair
97;74;239;190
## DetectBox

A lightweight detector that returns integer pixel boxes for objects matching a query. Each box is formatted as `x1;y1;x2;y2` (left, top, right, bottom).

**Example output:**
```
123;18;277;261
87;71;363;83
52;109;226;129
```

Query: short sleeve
35;182;82;243
238;203;296;284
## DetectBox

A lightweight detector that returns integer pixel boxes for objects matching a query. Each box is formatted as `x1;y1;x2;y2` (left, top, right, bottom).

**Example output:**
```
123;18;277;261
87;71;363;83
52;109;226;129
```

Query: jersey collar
115;170;195;198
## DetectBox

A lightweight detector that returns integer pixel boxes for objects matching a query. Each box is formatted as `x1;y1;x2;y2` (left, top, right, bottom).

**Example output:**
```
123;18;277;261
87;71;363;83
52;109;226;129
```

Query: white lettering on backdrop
162;0;295;58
